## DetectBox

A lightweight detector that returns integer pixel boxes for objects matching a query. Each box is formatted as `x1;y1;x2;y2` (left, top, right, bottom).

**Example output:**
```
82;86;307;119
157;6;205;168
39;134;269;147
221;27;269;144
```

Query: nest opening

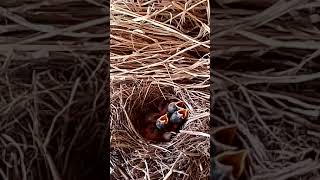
122;84;181;143
111;81;210;179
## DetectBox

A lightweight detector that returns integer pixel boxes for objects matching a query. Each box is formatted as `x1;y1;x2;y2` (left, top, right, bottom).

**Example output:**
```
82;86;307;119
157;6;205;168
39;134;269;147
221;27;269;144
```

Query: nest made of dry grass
110;0;210;179
110;82;209;179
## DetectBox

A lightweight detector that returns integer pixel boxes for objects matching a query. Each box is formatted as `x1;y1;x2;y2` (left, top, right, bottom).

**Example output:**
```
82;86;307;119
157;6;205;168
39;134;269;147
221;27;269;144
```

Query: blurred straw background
0;1;108;180
212;0;320;179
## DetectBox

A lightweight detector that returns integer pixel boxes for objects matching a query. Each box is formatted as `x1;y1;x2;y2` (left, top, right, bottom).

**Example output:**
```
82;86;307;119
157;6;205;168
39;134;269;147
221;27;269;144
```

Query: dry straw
110;0;210;179
212;0;320;179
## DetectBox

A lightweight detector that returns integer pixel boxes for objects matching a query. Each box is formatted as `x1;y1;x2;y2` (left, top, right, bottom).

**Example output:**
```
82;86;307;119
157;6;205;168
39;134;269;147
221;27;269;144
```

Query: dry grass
212;0;320;179
110;0;210;179
0;1;107;180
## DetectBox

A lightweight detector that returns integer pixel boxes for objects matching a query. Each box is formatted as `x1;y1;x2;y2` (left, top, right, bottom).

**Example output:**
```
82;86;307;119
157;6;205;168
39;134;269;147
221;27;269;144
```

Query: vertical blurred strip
211;0;320;179
210;0;215;179
0;1;109;180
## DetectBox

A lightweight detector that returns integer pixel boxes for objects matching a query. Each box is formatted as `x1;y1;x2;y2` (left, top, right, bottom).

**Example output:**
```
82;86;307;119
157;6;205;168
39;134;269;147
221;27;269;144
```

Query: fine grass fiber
212;0;320;179
110;0;210;179
0;1;108;180
111;82;210;179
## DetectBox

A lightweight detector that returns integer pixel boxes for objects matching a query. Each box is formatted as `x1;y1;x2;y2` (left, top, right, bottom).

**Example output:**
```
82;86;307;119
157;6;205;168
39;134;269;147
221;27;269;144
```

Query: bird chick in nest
142;113;176;142
167;101;188;114
170;108;189;124
141;100;189;142
156;113;169;130
167;101;189;131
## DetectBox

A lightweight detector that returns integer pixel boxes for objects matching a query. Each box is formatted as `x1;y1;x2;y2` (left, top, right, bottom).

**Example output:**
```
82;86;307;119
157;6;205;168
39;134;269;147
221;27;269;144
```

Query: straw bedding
0;1;107;180
110;0;210;179
212;0;320;179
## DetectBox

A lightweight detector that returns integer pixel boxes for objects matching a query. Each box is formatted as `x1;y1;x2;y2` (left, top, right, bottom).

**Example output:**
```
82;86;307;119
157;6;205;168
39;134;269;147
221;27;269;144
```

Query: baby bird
142;113;174;142
142;124;175;142
156;114;169;130
167;101;187;114
176;101;187;109
211;159;234;180
170;108;189;124
167;102;178;114
215;150;249;180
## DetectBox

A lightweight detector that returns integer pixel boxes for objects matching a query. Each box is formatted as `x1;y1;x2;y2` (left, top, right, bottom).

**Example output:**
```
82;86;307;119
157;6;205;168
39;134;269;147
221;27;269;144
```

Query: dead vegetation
212;0;320;179
110;0;210;179
0;1;108;180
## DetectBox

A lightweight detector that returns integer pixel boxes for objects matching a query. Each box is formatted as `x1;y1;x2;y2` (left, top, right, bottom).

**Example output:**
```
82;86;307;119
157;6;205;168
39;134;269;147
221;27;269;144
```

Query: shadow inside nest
111;82;210;179
122;84;188;144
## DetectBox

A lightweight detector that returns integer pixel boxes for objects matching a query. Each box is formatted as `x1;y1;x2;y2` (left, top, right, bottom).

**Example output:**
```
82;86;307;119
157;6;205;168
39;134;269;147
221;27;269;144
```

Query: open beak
176;101;187;109
178;109;189;119
215;149;248;179
159;114;169;124
211;125;241;155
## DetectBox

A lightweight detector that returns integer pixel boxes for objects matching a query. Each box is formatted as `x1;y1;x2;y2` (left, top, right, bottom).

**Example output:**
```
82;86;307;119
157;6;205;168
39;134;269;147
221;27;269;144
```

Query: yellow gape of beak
156;114;169;130
178;109;189;119
170;109;189;124
160;114;169;124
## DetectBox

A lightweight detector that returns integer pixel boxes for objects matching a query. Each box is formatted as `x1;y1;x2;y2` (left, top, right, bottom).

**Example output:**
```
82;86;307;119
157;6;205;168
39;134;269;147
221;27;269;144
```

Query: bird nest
110;0;210;178
110;81;210;179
